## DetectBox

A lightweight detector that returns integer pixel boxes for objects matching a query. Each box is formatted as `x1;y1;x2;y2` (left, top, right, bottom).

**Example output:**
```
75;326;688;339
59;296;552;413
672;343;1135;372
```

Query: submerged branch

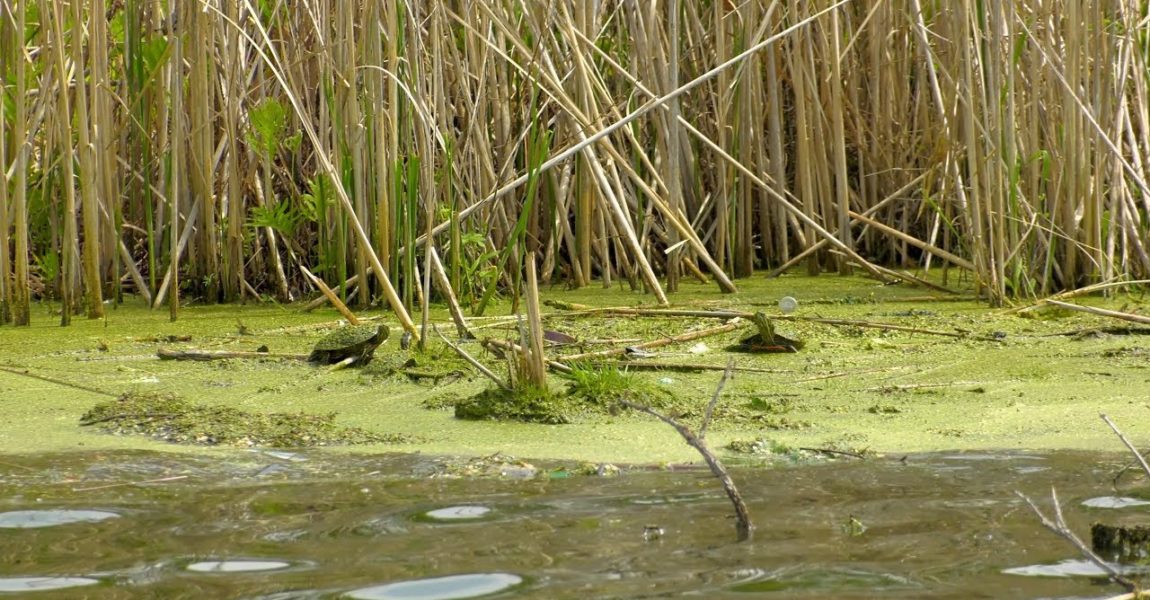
1043;301;1150;327
156;349;309;361
1016;488;1136;592
620;361;753;542
1100;414;1150;483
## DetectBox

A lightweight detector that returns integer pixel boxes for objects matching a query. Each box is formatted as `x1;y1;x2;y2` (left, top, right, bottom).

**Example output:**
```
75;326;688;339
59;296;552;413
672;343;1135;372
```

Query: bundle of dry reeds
1;0;1148;326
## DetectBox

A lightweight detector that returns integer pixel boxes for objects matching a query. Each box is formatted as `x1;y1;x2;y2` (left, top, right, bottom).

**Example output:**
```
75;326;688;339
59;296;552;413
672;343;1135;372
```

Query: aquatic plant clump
80;391;408;447
561;364;666;409
454;385;572;424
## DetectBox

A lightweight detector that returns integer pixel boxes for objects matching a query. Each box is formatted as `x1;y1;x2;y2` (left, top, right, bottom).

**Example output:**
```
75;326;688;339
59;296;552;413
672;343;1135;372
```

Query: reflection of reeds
2;1;1149;325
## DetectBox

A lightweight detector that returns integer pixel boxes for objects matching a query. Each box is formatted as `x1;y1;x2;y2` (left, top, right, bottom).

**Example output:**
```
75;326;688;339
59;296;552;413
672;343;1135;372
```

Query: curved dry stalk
1100;414;1150;481
1016;488;1135;591
620;360;752;542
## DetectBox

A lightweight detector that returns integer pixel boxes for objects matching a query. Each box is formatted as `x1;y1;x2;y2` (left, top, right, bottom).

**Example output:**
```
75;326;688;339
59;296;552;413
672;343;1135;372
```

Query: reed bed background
1;0;1148;331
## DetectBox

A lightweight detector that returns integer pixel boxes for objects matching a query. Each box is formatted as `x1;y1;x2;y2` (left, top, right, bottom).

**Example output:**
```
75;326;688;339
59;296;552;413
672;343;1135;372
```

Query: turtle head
376;324;390;342
752;311;776;342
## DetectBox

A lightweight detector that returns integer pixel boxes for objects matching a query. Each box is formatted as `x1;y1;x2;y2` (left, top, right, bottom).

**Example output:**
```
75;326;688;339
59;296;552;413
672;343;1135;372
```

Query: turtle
308;324;389;366
727;312;803;353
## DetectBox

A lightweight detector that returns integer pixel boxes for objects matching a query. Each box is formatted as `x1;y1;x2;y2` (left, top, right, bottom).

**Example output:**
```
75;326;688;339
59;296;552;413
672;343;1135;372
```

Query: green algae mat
1;273;1147;463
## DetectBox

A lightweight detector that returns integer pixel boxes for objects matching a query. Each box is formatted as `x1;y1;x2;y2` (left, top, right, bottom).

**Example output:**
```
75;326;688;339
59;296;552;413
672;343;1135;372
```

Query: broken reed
2;0;1149;328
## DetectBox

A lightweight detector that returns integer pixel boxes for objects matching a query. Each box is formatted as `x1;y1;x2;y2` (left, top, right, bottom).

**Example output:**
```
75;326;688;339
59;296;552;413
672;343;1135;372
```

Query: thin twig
73;475;189;492
699;359;734;438
798;447;867;460
583;361;790;374
0;365;117;397
558;320;743;362
1044;300;1150;326
434;326;511;391
619;364;753;542
1016;488;1135;591
1101;414;1150;481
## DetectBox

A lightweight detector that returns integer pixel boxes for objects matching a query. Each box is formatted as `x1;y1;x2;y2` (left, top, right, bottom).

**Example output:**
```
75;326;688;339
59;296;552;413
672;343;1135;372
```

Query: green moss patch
80;391;409;447
454;385;572;424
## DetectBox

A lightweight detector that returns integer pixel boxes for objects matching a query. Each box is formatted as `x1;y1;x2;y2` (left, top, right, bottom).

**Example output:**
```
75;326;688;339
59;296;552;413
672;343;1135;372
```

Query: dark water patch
0;449;1144;598
343;573;523;600
0;576;101;592
0;509;119;529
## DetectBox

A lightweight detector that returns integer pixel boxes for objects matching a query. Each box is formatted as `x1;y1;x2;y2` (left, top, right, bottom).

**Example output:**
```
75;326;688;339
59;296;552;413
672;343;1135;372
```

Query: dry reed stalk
166;5;183;321
187;0;218;302
2;0;1149;325
0;17;8;325
299;266;359;326
221;0;246;302
1042;300;1150;327
44;0;77;323
89;0;117;302
521;252;547;387
828;5;852;275
69;0;104;319
428;247;472;339
233;0;418;341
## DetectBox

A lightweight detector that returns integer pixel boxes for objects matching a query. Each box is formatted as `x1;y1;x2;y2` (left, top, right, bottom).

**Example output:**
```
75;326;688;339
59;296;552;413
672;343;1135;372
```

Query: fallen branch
1043;300;1150;327
798;447;866;460
299;266;360;325
558;320;743;362
1101;414;1150;485
551;307;1003;342
434;326;511;391
1009;279;1150;314
1016;488;1136;591
156;348;309;361
793;366;905;383
619;360;754;542
859;380;984;392
0;365;117;397
482;338;573;374
579;361;792;374
301;274;358;312
779;316;1002;341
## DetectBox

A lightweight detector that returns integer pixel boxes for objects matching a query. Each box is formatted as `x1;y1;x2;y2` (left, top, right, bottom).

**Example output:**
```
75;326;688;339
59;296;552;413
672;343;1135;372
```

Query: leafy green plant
561;364;663;408
247;201;303;237
246;98;289;157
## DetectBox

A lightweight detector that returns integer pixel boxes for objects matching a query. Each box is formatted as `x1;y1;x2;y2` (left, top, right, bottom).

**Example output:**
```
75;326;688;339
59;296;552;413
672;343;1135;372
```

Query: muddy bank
1;274;1147;463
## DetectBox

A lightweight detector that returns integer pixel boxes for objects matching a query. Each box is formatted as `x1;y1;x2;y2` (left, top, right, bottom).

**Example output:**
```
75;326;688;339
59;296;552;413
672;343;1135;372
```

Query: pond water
0;449;1145;598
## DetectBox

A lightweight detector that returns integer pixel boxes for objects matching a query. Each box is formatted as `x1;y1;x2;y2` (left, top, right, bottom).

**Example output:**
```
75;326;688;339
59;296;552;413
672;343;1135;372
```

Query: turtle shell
309;324;389;365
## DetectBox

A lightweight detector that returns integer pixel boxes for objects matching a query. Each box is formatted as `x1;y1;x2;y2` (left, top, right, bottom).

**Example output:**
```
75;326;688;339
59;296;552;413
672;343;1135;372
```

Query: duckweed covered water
1;449;1146;598
0;274;1148;462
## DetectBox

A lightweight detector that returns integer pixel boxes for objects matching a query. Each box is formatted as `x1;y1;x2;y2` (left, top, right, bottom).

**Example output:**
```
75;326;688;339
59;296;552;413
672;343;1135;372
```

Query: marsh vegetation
2;0;1148;334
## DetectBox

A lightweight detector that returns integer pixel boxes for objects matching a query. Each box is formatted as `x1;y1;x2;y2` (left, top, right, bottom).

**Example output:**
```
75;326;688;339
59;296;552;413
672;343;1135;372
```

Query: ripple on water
728;567;913;593
186;560;293;573
344;573;523;600
0;509;120;529
420;506;492;522
0;576;101;592
1081;496;1150;509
